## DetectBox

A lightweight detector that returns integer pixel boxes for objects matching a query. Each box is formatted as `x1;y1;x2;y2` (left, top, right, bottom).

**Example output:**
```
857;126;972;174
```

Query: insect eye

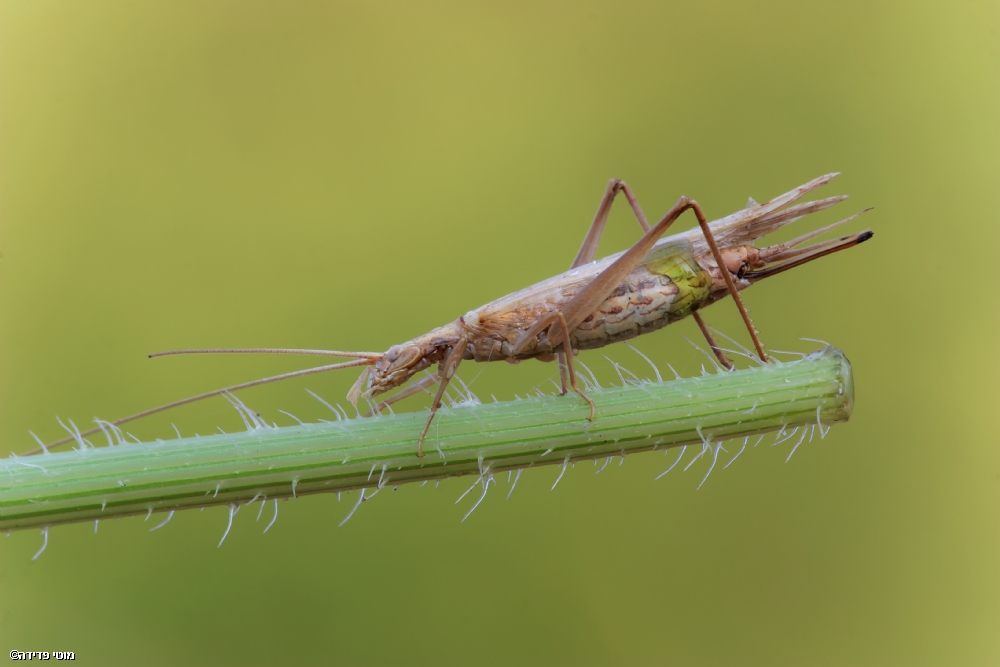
383;345;422;368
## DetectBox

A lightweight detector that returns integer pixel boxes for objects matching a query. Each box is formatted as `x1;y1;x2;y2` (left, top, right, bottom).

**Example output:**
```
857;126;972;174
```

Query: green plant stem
1;347;853;532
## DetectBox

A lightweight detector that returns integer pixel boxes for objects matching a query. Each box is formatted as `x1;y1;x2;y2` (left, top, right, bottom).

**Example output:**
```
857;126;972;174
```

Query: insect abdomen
572;243;712;350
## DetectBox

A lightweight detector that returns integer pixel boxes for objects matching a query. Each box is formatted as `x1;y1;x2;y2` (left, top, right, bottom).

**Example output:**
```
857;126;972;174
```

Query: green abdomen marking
643;242;712;321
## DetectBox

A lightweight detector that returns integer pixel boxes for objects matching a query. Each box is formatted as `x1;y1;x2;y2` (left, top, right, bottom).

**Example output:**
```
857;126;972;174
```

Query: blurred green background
1;2;998;665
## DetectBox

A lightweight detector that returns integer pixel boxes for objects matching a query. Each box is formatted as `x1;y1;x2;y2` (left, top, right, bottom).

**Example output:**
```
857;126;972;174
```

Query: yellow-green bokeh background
1;2;998;665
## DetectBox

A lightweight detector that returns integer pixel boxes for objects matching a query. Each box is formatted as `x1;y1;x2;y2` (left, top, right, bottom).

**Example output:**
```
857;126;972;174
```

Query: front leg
415;337;468;458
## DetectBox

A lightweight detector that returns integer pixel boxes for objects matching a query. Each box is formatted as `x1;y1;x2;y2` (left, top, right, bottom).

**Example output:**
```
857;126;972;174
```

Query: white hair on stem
709;328;765;366
263;499;278;533
575;360;601;391
625;344;662;383
218;503;236;547
786;428;809;462
28;431;51;455
31;527;49;561
339;489;366;527
656;445;687;480
816;405;831;438
279;410;305;426
800;337;833;348
684;429;711;472
149;510;174;532
461;476;495;522
769;349;808;359
606;357;629;387
56;417;88;451
684;338;725;374
506;469;523;500
773;427;800;448
551;455;570;491
92;420;114;447
461;457;495;522
697;442;726;490
725;437;750;469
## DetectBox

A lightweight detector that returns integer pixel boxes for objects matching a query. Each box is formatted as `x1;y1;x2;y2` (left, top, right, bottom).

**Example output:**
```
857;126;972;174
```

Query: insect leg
686;200;769;362
572;179;652;267
570;180;747;370
517;311;595;419
416;337;469;458
514;195;702;354
551;312;595;420
692;312;734;370
554;180;654;394
366;375;439;416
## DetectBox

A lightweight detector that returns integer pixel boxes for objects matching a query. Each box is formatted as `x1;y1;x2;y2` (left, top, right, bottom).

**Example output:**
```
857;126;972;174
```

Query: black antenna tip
857;230;874;244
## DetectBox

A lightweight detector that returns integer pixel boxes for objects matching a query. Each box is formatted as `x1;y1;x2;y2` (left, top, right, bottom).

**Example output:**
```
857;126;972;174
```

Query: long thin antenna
149;348;383;359
24;357;377;455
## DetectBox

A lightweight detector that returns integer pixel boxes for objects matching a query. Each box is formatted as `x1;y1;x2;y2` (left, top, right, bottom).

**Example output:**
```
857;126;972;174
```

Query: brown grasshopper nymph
30;173;872;458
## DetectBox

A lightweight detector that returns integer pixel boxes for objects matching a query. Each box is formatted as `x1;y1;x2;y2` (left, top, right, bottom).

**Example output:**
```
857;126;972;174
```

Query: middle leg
556;179;654;393
522;310;595;420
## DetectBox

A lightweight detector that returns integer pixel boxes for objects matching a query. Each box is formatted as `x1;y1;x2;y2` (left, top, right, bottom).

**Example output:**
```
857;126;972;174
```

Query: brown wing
462;261;608;338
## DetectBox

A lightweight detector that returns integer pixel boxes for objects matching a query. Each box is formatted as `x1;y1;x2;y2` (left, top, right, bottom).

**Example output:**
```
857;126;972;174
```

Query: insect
34;173;871;457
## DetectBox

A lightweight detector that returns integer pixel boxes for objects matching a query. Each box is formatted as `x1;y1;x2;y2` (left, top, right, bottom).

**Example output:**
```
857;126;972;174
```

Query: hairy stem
1;347;853;532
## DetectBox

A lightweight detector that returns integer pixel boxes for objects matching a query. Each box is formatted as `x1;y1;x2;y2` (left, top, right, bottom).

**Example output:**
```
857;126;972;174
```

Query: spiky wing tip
729;194;851;246
739;172;840;220
666;173;849;255
717;173;843;241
